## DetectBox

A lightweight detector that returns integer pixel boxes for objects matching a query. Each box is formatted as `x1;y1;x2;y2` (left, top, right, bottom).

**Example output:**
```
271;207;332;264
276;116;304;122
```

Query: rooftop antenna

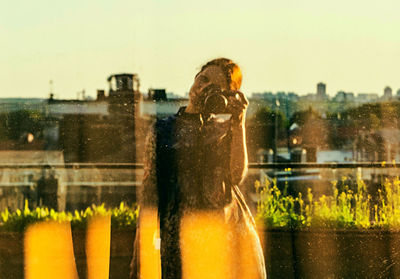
76;89;85;100
49;80;54;100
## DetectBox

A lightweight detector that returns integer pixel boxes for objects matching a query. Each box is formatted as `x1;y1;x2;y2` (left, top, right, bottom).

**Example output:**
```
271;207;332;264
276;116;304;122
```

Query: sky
1;0;400;99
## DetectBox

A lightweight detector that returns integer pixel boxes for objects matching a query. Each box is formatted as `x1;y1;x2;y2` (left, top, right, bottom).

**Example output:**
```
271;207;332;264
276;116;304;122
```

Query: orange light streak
24;221;78;279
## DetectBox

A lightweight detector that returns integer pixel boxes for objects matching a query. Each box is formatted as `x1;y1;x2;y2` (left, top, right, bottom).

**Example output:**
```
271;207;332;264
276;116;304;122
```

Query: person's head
187;58;242;112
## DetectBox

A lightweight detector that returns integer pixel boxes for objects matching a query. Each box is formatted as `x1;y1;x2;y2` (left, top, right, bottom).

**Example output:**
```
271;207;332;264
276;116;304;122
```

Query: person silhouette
132;58;266;279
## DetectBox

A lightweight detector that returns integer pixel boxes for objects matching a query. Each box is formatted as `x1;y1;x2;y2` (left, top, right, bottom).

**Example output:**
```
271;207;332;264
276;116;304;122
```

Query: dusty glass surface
2;0;400;278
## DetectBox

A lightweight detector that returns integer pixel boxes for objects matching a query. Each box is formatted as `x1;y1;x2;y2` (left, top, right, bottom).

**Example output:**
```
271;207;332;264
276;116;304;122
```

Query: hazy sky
1;0;400;99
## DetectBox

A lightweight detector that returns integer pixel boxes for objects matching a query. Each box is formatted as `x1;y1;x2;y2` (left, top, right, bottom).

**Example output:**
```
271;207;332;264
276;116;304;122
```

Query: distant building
249;91;300;118
317;82;327;99
47;100;109;115
148;89;167;101
0;98;46;113
140;98;188;119
301;93;317;102
166;92;185;99
383;86;393;100
333;91;355;103
251;92;274;100
356;93;379;104
55;73;142;163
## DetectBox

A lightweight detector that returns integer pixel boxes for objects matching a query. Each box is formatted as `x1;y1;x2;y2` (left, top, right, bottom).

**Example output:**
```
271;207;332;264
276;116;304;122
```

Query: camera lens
201;84;228;114
204;94;228;114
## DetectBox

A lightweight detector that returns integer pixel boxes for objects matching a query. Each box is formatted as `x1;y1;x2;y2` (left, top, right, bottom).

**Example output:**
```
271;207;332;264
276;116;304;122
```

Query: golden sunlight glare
24;221;78;279
86;215;111;279
139;208;161;279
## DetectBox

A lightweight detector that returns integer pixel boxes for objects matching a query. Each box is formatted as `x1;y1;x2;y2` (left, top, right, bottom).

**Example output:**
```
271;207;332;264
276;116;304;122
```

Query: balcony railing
0;162;399;169
0;162;397;212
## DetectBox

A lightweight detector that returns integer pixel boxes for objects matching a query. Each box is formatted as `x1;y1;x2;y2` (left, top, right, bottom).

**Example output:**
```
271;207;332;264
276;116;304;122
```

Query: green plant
0;200;73;232
111;202;139;229
0;201;138;232
256;176;400;229
375;177;400;228
256;179;304;228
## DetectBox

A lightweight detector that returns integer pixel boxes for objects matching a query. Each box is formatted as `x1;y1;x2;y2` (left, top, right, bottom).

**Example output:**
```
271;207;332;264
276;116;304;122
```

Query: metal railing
248;162;400;169
0;162;397;169
0;162;397;211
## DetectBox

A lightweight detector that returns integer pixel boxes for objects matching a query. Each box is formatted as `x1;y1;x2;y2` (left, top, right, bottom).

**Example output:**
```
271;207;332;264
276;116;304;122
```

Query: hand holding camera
201;84;248;124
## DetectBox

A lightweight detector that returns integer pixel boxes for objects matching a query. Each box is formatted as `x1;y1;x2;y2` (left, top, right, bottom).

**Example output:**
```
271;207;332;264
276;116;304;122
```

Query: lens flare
139;208;161;279
86;215;111;279
180;211;231;279
24;221;78;279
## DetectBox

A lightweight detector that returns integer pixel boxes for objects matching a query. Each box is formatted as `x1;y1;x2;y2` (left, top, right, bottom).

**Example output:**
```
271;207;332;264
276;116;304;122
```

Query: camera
201;84;238;114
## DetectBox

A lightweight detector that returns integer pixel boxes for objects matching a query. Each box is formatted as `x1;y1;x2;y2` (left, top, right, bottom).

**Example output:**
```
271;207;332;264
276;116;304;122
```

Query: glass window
2;1;400;278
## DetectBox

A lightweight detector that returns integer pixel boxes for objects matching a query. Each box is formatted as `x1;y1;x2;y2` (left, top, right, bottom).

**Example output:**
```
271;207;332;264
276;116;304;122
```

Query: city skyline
1;0;400;99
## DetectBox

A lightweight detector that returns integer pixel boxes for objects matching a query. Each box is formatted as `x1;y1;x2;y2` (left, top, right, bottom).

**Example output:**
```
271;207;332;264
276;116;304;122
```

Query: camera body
201;84;237;114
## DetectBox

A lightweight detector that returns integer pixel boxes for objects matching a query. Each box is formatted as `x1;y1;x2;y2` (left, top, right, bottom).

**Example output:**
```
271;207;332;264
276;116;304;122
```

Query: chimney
97;90;105;100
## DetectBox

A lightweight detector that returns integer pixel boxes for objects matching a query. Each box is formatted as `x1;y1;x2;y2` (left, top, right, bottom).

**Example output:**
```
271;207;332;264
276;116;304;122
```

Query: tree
0;110;44;141
246;107;287;161
290;107;329;149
